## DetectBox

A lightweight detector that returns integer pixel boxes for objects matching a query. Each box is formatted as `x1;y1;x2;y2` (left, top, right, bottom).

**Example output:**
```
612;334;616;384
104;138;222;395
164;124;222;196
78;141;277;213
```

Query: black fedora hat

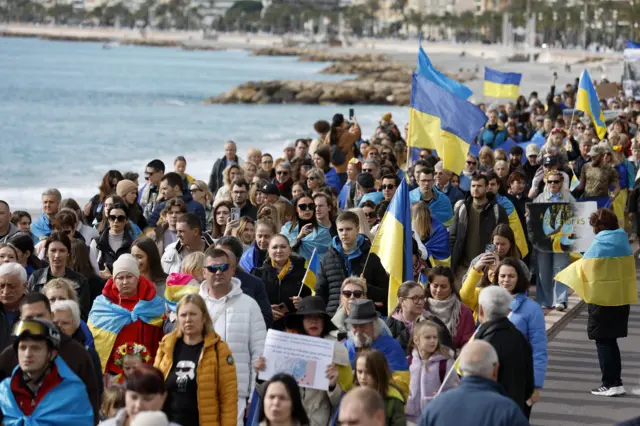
344;299;379;325
285;296;337;332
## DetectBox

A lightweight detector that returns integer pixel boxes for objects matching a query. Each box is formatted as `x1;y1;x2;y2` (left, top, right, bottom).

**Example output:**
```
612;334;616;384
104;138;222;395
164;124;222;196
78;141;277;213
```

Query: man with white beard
343;299;410;397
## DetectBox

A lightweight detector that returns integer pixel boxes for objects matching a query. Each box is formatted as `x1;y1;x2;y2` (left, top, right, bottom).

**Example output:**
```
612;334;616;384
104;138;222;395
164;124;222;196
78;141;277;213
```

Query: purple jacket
406;350;459;423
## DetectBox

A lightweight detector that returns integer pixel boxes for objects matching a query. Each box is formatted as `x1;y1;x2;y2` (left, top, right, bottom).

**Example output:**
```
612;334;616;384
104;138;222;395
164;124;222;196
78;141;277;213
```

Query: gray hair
0;262;27;283
434;161;444;171
459;340;499;380
478;286;512;321
362;158;380;169
276;161;292;171
41;188;62;201
51;299;81;328
307;168;326;186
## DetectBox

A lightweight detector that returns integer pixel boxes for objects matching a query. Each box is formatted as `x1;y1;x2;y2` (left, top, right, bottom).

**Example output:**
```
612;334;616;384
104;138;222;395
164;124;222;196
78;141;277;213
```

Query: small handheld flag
298;248;319;296
576;69;607;140
483;67;522;99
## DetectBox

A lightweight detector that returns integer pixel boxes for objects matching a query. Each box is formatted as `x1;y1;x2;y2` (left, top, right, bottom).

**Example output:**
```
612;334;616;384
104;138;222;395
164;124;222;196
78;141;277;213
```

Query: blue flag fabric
417;42;473;100
626;40;640;49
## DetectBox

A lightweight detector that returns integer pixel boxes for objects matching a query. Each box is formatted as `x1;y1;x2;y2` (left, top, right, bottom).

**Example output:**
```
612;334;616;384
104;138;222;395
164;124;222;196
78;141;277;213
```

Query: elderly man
338;388;386;426
31;188;61;243
200;247;266;425
0;263;27;351
208;140;244;195
419;340;529;426
0;201;18;244
475;286;534;415
434;161;464;207
343;299;409;396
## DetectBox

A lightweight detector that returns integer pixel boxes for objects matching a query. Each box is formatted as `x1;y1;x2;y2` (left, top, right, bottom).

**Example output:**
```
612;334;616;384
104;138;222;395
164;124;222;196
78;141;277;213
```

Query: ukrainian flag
483;67;522;99
555;228;637;306
576;69;607;140
408;73;488;175
165;282;200;313
302;248;319;294
370;178;413;314
417;39;473;100
496;194;529;258
88;295;165;372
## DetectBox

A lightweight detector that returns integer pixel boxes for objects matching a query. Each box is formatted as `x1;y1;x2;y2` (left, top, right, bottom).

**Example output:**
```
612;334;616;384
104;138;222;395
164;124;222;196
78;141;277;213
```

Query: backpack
407;356;448;384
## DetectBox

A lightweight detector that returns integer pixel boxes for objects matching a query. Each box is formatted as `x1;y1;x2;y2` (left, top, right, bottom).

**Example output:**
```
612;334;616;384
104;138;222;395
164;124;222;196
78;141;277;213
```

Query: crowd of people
0;78;638;426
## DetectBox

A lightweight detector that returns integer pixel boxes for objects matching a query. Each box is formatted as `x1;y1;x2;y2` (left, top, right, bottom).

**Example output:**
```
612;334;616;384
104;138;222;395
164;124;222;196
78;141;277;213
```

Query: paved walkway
530;264;640;426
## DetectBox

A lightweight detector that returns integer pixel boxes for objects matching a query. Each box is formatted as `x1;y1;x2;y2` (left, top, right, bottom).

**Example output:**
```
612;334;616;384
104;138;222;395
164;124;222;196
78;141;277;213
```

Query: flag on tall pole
407;73;488;175
370;178;413;313
576;69;607;140
483;67;522;99
416;35;473;100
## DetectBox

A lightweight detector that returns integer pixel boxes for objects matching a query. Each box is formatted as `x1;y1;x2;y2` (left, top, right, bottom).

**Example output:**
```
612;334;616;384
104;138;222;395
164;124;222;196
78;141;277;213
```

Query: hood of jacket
0;223;19;243
102;274;157;303
198;276;243;302
331;233;369;255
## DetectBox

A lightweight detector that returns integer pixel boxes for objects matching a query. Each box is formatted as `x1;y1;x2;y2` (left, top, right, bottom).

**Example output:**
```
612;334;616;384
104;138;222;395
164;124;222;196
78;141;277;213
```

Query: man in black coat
476;286;534;416
315;211;388;316
208;141;243;195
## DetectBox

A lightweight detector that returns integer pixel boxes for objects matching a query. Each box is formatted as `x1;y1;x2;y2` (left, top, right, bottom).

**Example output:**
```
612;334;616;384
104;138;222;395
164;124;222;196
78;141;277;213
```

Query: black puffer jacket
587;304;630;340
251;255;311;330
93;228;133;273
475;317;534;413
315;235;389;316
28;267;91;321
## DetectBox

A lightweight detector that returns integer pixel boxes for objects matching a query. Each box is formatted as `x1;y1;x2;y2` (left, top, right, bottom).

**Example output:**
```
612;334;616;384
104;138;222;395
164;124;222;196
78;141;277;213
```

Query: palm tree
405;9;427;37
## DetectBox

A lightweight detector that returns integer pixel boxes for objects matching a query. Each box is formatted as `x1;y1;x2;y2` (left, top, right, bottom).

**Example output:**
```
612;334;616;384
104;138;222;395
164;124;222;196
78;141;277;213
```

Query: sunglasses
276;171;289;175
298;203;315;211
547;180;562;184
108;215;126;222
466;160;477;165
419;155;429;159
206;264;230;274
342;290;363;299
362;168;373;173
380;184;395;191
307;176;317;181
364;212;375;218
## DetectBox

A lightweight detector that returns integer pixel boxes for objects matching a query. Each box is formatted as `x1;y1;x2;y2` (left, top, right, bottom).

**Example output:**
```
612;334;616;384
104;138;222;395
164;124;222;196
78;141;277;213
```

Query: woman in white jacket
199;247;267;426
530;170;575;311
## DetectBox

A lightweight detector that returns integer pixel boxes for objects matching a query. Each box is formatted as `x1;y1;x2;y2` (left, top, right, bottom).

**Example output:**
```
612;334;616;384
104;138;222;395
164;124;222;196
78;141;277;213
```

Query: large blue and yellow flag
370;178;413;313
555;228;637;306
576;69;607;140
483;67;522;99
301;248;319;295
88;295;165;372
408;73;488;175
417;39;472;100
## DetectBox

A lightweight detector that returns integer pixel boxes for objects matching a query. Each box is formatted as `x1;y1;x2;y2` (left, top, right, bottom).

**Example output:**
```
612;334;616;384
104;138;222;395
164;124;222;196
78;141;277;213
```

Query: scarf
272;258;292;282
427;295;462;338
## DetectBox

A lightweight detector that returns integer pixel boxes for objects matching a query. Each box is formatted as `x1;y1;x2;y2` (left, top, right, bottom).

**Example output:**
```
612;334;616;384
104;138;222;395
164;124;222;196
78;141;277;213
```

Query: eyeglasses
405;295;426;303
380;184;395;191
190;188;202;194
298;203;315;211
547;180;562;184
342;290;363;299
466;160;477;165
108;215;126;222
276;171;289;176
262;160;273;164
206;263;230;274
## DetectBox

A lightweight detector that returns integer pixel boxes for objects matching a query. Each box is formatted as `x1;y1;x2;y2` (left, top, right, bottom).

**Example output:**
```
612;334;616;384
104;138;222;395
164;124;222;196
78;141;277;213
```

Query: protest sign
596;82;619;100
258;329;335;391
526;201;597;253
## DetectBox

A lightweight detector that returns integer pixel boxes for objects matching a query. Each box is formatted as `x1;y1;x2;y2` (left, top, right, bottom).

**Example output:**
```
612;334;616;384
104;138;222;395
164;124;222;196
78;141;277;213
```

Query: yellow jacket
155;330;238;426
460;268;484;322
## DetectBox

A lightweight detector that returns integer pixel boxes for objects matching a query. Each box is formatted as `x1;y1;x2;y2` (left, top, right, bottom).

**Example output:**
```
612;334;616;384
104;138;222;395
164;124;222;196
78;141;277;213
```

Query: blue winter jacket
419;376;529;426
509;292;548;388
478;125;507;148
281;222;332;261
0;357;93;426
358;191;384;207
324;167;342;194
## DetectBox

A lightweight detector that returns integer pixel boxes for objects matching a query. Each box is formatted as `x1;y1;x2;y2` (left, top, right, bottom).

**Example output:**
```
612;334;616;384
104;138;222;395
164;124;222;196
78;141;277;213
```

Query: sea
0;37;409;210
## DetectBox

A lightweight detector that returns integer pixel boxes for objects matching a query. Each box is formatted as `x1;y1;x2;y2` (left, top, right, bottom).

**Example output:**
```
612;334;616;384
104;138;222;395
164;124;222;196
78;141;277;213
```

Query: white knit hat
131;411;168;426
112;254;140;279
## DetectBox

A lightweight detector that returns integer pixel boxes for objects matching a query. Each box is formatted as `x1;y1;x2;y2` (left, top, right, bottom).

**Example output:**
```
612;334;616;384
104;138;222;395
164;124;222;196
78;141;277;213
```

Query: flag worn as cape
88;295;165;372
555;228;637;306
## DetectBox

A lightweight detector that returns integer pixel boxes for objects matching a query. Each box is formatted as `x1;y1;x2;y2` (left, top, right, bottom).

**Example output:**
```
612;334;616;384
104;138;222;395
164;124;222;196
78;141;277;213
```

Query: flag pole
297;249;316;297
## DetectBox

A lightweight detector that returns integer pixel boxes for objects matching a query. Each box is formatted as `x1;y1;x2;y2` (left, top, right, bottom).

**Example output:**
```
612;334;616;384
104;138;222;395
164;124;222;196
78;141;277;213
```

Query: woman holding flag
555;208;637;397
251;233;311;330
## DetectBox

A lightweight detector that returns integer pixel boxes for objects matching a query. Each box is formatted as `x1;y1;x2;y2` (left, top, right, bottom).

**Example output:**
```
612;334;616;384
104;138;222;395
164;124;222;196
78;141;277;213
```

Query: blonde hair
478;146;495;167
258;204;281;231
191;180;212;204
341;276;368;296
42;278;78;304
307;168;326;187
411;201;432;241
274;200;295;225
235;217;255;242
101;387;125;419
181;252;205;276
176;294;214;337
408;320;452;358
347;208;373;240
222;164;244;187
242;161;257;174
